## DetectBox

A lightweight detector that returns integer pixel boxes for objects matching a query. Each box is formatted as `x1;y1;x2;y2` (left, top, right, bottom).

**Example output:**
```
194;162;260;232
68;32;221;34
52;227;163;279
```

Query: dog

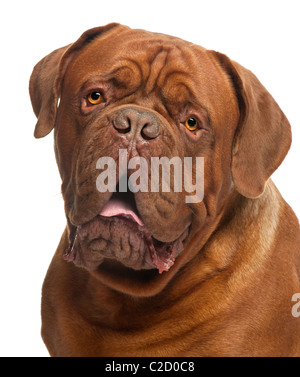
29;23;300;356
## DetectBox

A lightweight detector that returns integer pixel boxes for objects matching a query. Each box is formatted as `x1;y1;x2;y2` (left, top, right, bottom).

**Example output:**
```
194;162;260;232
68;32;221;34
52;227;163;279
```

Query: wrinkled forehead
63;28;237;121
65;29;211;90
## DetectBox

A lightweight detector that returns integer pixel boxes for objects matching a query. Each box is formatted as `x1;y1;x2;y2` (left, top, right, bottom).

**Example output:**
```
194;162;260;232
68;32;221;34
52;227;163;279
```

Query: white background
1;0;299;357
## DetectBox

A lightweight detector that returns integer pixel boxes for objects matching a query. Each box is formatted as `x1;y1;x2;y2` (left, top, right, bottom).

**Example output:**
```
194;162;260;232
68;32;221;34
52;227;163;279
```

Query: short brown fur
30;24;300;357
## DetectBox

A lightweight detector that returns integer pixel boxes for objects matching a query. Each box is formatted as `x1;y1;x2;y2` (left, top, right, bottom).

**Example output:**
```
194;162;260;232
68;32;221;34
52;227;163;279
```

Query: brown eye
184;117;199;131
87;91;103;105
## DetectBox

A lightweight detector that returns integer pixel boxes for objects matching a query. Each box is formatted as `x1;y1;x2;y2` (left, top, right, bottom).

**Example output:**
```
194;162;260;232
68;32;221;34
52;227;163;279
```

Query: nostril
141;124;152;140
141;121;160;140
113;115;131;134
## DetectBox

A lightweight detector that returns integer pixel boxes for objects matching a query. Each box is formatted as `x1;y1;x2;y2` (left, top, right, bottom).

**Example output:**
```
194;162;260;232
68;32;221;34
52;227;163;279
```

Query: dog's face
30;24;291;296
55;26;239;273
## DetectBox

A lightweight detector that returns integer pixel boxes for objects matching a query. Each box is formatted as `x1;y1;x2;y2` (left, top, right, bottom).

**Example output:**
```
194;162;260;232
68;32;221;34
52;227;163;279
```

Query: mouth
64;190;189;274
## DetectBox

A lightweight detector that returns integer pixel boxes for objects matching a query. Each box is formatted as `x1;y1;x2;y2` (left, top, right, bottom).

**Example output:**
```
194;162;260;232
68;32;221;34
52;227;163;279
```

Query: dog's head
30;23;291;296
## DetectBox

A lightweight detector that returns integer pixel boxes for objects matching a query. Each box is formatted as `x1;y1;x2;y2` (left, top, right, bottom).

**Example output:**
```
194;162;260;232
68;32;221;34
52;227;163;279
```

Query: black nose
113;108;160;140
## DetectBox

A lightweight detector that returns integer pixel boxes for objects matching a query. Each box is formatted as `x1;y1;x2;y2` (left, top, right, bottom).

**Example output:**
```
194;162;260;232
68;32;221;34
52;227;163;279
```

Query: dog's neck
169;180;282;297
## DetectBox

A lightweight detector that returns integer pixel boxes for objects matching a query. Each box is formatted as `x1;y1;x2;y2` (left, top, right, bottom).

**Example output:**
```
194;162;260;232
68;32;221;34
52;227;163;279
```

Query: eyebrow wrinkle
120;58;144;84
144;48;169;95
162;70;191;86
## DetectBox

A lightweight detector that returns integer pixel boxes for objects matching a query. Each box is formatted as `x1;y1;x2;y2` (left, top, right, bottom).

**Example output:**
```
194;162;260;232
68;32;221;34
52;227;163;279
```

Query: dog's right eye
184;117;199;131
87;91;103;105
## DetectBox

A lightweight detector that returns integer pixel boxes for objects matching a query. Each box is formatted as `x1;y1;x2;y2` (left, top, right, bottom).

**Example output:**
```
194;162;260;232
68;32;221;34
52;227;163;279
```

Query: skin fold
29;23;300;356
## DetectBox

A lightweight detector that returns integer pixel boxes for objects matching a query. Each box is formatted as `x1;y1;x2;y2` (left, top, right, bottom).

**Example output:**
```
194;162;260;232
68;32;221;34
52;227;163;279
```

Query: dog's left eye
87;91;103;105
184;117;199;131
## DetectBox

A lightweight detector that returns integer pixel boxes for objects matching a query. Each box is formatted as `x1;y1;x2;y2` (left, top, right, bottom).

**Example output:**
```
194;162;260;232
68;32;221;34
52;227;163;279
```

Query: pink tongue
100;198;144;226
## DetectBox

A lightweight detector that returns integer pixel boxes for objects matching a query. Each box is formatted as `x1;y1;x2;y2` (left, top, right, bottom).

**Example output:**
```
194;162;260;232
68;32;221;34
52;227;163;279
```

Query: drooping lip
64;192;189;273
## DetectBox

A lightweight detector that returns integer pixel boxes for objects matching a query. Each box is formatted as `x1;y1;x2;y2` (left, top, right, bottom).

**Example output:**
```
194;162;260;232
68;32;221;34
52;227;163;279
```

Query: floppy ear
29;23;120;138
209;51;292;198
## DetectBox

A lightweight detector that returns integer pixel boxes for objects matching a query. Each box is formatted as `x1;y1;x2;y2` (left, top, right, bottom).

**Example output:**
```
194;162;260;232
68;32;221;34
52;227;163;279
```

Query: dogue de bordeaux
29;23;300;357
